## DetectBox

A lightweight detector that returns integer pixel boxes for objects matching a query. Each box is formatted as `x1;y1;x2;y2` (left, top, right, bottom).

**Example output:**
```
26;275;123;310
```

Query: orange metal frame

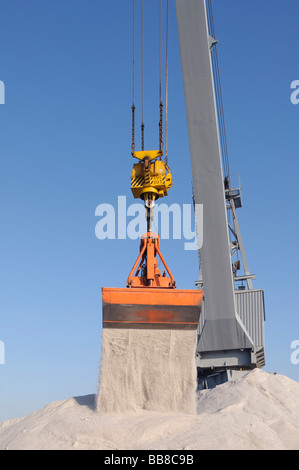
102;233;203;329
127;232;176;289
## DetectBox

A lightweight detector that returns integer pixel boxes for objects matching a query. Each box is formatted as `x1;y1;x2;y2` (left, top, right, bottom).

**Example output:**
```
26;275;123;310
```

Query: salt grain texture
97;328;198;414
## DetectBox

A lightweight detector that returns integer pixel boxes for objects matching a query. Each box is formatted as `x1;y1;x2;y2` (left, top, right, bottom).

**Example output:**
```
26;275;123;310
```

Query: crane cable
159;0;163;153
131;0;169;161
165;0;169;165
131;0;136;153
141;0;145;150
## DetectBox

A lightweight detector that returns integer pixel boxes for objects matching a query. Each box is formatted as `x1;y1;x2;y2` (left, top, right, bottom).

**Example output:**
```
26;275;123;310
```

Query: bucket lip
101;287;203;307
102;287;203;294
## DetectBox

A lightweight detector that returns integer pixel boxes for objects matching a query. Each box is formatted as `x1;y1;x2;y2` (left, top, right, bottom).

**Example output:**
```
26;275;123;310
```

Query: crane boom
175;0;265;386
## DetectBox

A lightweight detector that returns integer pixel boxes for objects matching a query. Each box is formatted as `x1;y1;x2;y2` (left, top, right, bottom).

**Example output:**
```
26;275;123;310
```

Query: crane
101;0;265;390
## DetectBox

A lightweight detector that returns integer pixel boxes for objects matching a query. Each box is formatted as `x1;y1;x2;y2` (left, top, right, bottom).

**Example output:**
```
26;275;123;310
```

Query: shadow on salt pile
73;394;97;411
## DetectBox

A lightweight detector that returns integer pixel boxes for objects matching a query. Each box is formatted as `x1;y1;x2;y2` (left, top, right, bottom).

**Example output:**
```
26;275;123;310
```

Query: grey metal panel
197;298;206;338
175;0;253;352
196;348;252;368
197;291;265;369
235;290;265;347
198;369;248;391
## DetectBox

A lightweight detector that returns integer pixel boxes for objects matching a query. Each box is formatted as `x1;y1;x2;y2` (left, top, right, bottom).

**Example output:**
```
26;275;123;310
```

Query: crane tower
175;0;265;389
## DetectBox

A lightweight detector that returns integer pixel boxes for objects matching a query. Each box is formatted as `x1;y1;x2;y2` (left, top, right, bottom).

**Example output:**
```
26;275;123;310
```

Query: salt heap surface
1;369;299;450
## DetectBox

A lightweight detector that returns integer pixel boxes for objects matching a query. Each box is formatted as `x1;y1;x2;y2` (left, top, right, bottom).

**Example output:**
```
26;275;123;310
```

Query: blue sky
0;0;298;422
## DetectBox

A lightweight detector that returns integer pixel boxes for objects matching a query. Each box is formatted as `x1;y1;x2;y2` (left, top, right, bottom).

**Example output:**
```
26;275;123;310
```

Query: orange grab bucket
102;233;203;330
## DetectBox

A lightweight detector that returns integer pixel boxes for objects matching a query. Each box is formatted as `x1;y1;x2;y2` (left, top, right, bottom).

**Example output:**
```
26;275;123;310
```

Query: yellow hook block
131;150;173;201
132;150;163;162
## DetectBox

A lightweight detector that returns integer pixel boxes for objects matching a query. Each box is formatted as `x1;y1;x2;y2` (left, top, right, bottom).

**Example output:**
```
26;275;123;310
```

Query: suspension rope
131;0;169;158
165;0;169;165
131;0;136;153
141;0;145;150
159;0;163;105
159;0;163;153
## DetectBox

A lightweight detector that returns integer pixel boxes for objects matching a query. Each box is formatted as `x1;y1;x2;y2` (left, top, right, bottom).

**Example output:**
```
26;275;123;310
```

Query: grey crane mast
175;0;265;389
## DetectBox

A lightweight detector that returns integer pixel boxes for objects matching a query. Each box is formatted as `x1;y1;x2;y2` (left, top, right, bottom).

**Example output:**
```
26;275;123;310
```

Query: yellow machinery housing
131;150;172;201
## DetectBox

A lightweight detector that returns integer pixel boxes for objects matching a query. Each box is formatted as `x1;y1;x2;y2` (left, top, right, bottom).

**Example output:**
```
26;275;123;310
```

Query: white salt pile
1;369;299;450
97;329;198;414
